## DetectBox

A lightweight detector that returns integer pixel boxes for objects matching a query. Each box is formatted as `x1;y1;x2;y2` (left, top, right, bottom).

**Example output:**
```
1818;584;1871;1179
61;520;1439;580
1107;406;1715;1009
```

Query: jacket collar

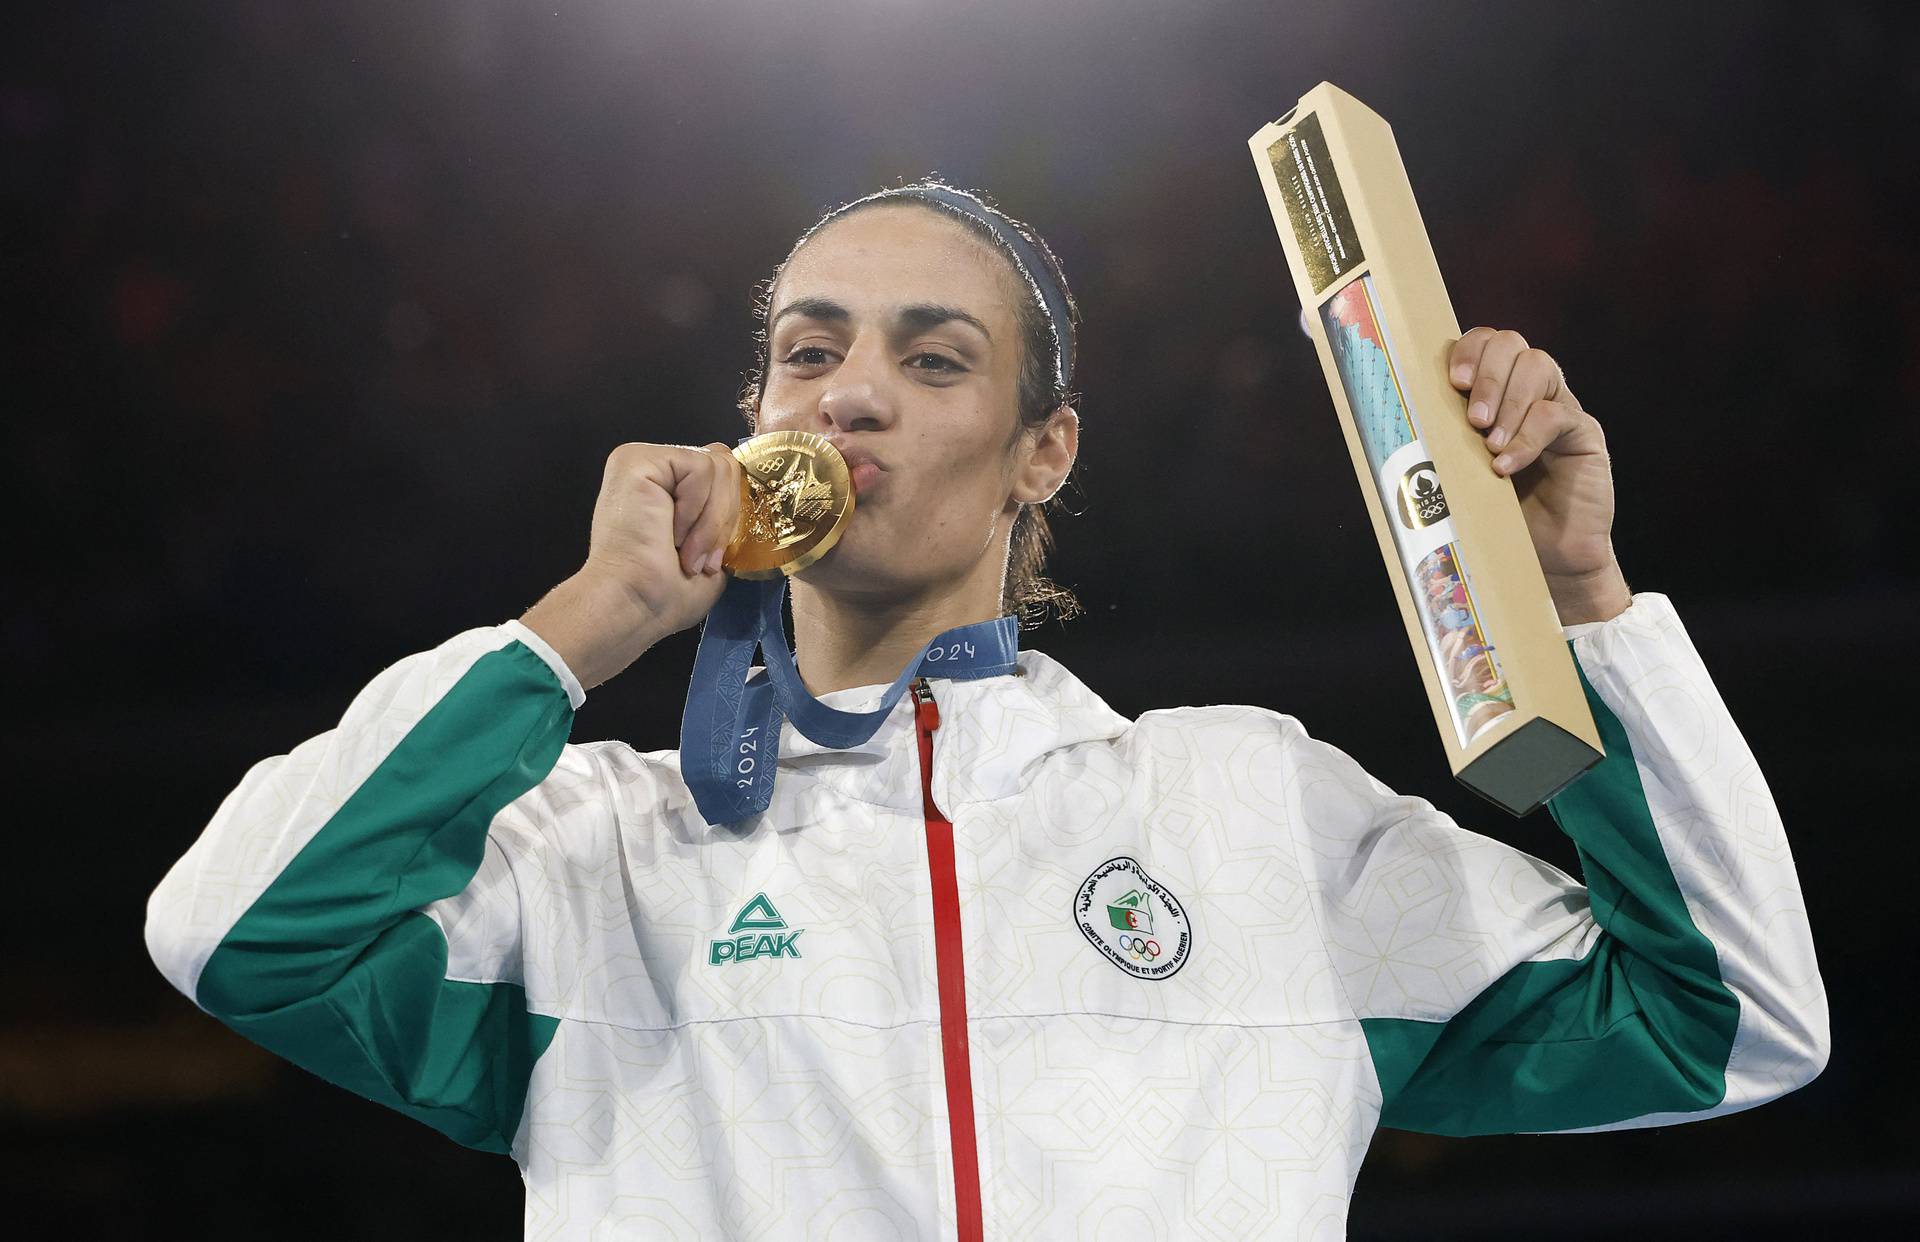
775;650;1131;811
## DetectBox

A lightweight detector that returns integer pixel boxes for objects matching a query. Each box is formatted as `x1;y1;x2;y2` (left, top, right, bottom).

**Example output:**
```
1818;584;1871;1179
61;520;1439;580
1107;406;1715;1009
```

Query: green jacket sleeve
1286;593;1827;1135
144;621;585;1154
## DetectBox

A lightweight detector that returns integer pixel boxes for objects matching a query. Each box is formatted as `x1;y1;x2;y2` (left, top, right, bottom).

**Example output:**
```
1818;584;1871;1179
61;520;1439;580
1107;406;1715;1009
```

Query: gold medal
722;431;855;579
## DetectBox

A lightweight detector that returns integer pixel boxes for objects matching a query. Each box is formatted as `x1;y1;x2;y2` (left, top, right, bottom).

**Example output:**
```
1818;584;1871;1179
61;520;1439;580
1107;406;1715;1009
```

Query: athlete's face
755;203;1073;601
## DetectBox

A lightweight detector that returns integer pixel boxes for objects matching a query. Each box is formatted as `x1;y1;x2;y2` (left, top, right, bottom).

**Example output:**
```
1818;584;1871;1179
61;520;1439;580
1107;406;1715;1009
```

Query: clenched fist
1447;328;1632;626
520;441;743;691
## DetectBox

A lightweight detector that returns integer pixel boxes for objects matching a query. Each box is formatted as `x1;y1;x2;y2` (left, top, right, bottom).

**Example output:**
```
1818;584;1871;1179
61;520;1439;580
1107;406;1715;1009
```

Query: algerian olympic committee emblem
1074;856;1192;980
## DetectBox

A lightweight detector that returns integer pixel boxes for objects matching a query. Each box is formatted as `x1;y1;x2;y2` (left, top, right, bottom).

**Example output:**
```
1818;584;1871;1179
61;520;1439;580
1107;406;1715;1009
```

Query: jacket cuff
500;619;587;711
1561;591;1673;645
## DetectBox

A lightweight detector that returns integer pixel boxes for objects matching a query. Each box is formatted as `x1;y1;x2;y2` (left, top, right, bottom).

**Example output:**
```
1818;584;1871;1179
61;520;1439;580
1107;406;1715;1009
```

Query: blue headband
824;185;1074;392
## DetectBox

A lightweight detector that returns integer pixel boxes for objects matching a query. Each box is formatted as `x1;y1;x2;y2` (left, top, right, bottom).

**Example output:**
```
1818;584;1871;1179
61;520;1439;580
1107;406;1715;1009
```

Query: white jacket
145;591;1827;1240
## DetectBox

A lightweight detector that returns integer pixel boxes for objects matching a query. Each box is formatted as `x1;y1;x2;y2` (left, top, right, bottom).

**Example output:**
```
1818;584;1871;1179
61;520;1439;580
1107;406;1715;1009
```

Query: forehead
771;203;1023;327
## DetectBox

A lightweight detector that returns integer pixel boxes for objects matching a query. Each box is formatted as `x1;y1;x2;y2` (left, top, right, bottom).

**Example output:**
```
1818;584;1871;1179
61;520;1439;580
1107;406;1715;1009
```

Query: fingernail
1487;426;1509;450
705;548;725;575
1453;364;1473;384
1493;453;1514;474
1468;401;1489;426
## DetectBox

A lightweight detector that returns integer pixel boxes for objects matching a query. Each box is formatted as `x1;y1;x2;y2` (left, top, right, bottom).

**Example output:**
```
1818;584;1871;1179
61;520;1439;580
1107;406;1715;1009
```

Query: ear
1011;404;1079;505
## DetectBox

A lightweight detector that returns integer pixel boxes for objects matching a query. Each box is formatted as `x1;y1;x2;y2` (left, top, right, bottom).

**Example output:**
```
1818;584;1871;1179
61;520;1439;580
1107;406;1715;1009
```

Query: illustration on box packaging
1320;273;1515;744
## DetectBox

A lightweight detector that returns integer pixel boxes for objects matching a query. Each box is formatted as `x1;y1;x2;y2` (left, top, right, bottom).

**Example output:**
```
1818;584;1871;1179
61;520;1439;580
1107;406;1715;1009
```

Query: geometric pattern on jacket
145;591;1829;1239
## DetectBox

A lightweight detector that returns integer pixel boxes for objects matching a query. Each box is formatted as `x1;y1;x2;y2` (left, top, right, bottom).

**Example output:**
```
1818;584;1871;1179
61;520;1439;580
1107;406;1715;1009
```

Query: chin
794;519;927;602
795;521;890;592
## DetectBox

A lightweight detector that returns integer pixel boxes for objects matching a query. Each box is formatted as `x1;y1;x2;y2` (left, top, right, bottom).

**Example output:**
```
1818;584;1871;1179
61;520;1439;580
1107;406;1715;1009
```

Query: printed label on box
1266;112;1364;295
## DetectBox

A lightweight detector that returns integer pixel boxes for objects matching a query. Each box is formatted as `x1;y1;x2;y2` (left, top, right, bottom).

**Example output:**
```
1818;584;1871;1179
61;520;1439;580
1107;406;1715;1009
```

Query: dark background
8;1;1916;1236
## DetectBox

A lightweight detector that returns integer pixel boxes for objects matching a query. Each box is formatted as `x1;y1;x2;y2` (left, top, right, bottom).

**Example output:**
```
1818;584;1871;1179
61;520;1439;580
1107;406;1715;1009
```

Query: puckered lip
827;438;887;478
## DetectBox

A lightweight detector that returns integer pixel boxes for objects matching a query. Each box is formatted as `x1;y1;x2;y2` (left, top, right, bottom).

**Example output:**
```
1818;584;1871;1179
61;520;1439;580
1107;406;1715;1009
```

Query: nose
815;335;896;435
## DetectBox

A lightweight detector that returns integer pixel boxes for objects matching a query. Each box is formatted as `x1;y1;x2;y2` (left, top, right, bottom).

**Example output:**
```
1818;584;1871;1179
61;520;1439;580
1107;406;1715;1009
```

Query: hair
735;177;1083;628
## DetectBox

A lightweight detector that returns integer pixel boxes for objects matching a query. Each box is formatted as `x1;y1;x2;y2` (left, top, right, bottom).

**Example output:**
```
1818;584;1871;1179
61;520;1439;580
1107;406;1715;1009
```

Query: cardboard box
1247;82;1601;815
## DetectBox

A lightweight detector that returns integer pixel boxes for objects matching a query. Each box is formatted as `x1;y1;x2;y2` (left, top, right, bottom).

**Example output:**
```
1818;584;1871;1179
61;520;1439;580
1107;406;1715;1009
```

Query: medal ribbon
680;575;1018;825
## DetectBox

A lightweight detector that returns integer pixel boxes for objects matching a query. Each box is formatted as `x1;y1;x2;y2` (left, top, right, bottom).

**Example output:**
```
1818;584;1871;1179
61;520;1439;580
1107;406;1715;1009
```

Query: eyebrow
770;296;992;343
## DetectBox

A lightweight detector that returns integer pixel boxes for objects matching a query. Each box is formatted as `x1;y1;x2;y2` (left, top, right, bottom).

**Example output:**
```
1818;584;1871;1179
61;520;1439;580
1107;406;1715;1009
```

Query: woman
145;181;1828;1240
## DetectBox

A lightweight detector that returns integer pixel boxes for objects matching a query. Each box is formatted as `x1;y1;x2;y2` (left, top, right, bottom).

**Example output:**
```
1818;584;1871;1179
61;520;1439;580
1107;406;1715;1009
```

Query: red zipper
913;678;983;1242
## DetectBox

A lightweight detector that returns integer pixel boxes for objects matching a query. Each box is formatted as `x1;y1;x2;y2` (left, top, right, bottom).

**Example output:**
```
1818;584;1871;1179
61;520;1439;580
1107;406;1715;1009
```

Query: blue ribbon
680;575;1019;825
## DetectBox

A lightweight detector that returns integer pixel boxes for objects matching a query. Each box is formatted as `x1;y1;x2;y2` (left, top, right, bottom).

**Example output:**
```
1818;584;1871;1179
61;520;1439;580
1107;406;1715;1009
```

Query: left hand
1448;327;1632;625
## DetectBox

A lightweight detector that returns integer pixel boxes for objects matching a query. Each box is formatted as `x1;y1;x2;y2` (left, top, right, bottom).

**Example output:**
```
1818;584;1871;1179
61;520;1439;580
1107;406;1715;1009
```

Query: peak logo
710;892;804;965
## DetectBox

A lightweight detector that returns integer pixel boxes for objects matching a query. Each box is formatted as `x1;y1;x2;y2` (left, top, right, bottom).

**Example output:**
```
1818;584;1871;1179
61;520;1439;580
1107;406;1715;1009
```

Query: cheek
903;434;1013;528
753;380;802;431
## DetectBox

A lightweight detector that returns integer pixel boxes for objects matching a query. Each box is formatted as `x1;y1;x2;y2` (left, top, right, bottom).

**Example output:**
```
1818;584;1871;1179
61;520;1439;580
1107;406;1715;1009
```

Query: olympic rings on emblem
1117;934;1161;960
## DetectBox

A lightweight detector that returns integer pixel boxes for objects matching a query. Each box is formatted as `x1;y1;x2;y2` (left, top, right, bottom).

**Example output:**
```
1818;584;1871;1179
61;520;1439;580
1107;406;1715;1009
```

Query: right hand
520;441;743;690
